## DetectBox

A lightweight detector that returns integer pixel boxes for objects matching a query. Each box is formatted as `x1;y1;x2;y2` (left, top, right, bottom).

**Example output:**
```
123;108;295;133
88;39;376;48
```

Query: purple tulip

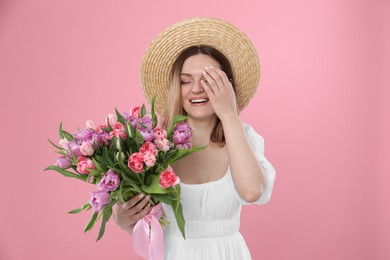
121;113;139;130
89;190;111;212
73;129;94;142
140;128;155;142
98;170;121;192
121;112;131;121
174;122;192;132
91;131;109;147
66;141;82;158
55;156;72;169
172;131;191;145
130;117;139;129
172;122;192;145
138;115;154;129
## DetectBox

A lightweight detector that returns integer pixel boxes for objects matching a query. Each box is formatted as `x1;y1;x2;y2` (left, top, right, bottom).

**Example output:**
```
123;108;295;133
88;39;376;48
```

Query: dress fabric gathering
162;123;276;260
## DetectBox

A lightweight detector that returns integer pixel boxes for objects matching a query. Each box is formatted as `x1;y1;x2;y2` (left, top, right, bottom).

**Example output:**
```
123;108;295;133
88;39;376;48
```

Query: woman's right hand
113;193;151;235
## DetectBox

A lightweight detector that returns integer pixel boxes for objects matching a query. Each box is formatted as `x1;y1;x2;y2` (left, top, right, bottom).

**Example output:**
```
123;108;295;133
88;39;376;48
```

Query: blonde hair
161;45;237;147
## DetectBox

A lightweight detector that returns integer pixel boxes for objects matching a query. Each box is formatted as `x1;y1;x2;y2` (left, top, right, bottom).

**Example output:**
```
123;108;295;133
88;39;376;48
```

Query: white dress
162;123;276;260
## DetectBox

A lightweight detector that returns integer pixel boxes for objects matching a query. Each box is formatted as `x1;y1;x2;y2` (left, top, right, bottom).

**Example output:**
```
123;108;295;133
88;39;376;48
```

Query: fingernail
139;194;145;199
146;195;150;200
209;66;214;69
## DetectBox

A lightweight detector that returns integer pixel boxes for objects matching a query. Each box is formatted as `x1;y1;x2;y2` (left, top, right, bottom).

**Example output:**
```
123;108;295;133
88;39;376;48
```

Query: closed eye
181;81;190;85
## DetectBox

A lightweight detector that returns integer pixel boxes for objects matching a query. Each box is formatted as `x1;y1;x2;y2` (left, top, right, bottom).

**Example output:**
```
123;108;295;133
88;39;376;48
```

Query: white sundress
162;123;277;260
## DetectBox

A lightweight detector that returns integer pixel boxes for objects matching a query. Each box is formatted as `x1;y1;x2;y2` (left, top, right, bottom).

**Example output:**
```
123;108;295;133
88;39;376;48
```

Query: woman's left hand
201;66;238;122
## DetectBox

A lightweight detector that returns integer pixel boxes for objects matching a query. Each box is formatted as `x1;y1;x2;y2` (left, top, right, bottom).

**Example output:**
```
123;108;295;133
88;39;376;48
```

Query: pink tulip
153;127;167;140
108;122;127;140
80;141;94;156
154;138;171;152
128;152;144;173
140;142;157;157
143;152;156;167
130;106;141;118
159;166;180;188
85;120;96;130
77;157;96;174
106;114;118;127
59;139;70;149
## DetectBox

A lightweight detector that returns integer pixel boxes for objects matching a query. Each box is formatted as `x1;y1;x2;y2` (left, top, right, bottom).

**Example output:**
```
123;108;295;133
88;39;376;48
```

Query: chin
183;104;217;121
185;111;217;121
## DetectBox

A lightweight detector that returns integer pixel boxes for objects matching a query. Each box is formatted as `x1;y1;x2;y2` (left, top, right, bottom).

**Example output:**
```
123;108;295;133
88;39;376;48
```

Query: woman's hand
112;193;151;235
201;66;238;122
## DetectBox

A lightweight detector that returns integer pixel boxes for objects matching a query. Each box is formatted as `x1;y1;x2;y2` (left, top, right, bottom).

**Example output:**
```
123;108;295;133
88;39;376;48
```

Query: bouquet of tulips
45;97;203;247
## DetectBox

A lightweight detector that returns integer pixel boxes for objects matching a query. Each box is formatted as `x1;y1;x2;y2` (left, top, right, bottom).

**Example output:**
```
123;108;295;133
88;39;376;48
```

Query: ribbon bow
133;203;164;260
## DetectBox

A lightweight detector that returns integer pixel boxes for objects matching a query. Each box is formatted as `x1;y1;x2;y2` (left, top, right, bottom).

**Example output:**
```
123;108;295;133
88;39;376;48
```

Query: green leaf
150;96;158;127
108;137;117;155
102;147;114;165
172;201;186;239
44;166;88;182
173;115;188;123
128;181;142;193
117;155;136;183
54;150;66;155
58;122;65;139
149;194;171;205
122;187;136;201
166;146;207;166
150;96;156;116
96;202;115;241
105;118;113;132
94;154;107;168
160;151;176;168
62;130;74;141
127;121;136;140
135;131;144;148
68;201;91;214
115;108;126;125
140;104;146;118
118;181;125;202
92;158;105;173
84;211;98;233
141;175;168;194
47;138;63;150
87;168;101;177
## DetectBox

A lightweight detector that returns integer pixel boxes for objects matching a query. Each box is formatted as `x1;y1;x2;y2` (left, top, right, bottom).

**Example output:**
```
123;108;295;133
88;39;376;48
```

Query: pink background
0;0;389;259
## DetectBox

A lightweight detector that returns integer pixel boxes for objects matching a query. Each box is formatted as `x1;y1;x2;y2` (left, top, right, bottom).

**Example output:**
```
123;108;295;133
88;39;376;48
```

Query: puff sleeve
236;123;276;205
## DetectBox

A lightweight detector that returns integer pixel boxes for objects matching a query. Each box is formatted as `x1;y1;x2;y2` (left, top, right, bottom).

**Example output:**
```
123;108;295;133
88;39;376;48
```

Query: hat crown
141;17;260;115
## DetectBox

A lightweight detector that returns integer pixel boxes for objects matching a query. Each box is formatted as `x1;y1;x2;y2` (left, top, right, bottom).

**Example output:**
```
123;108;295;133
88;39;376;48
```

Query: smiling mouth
190;98;209;104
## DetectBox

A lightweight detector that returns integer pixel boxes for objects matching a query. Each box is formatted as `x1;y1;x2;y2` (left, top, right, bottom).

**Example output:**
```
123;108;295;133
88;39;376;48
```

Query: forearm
221;114;266;202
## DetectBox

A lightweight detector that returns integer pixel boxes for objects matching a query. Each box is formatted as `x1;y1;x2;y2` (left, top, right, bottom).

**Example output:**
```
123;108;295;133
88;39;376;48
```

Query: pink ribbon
133;203;164;260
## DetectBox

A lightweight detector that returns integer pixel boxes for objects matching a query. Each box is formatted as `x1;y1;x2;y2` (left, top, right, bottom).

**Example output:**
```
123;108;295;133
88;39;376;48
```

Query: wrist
220;112;241;126
127;223;135;235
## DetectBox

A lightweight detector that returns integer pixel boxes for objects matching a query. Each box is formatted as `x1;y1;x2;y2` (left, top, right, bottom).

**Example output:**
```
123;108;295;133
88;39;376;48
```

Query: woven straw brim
141;17;260;115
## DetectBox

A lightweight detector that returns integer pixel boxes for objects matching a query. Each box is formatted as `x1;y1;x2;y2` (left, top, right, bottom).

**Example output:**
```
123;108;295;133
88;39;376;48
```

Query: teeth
191;99;208;103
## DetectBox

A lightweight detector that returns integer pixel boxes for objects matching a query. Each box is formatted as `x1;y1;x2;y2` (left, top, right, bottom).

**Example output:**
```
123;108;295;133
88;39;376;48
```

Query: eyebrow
180;72;204;77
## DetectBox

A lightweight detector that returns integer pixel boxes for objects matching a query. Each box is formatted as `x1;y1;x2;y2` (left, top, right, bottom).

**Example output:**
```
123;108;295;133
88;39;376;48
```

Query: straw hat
141;17;260;115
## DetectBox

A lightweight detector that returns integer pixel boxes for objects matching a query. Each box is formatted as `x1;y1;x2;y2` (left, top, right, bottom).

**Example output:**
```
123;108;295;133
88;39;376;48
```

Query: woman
113;17;276;259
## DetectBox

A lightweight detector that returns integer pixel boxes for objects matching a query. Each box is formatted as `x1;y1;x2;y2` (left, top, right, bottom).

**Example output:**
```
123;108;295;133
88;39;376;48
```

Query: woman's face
180;54;220;121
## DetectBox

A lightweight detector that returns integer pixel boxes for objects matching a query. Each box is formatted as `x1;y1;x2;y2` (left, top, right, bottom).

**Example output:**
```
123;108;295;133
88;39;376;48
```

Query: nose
192;79;204;93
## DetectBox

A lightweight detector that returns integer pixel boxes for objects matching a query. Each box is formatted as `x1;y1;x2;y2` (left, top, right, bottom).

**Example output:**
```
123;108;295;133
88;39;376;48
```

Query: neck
187;115;218;146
